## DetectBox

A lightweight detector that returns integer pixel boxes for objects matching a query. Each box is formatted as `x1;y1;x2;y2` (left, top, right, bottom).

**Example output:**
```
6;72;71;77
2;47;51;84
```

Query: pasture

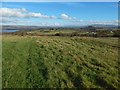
2;35;119;88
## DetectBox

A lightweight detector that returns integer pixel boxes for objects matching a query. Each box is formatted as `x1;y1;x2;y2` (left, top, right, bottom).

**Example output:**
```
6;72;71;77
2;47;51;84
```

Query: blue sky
1;0;120;2
1;2;118;26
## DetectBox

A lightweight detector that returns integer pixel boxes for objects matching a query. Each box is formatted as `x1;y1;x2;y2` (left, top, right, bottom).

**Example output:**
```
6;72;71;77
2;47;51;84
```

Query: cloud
60;14;73;20
0;8;28;18
91;20;118;25
0;17;31;25
0;7;118;26
54;22;61;26
50;16;56;19
27;12;50;18
59;13;118;26
76;20;118;25
0;7;55;19
1;17;17;23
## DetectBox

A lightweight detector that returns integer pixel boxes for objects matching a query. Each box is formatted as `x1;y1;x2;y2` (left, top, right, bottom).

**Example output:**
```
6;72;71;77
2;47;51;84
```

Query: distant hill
92;24;118;28
2;25;42;30
2;24;118;31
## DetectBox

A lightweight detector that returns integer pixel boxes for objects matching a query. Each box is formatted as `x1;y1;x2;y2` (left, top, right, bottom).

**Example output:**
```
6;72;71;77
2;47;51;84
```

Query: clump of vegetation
112;30;120;37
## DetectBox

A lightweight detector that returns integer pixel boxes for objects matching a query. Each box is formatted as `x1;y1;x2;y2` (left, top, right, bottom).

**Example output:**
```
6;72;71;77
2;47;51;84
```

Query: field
2;33;119;88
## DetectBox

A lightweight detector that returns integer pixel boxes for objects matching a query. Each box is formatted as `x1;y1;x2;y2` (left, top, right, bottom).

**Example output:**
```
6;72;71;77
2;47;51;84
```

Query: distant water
0;30;19;33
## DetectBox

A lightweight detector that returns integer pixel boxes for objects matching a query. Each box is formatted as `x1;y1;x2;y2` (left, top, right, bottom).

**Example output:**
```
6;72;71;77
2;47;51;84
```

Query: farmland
2;30;120;88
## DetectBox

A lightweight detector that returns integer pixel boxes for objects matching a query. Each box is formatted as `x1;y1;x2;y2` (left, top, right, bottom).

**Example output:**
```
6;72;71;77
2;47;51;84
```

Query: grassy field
2;35;119;88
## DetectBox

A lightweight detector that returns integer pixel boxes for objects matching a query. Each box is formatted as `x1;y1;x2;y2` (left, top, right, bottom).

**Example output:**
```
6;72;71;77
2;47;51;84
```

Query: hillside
2;35;119;88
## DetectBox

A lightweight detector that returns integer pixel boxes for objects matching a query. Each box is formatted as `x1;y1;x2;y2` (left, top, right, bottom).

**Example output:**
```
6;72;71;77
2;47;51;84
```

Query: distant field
2;35;119;88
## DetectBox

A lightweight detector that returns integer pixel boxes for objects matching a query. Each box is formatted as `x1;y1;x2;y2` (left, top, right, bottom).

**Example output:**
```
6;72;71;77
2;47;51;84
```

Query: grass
26;29;76;35
2;35;119;88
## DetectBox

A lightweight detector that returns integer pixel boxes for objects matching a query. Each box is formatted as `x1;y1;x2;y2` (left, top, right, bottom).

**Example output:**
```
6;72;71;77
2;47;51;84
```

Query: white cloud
54;22;61;26
60;14;72;20
92;20;118;25
0;7;54;19
0;8;27;18
1;17;17;23
27;12;50;18
50;16;56;19
0;7;118;26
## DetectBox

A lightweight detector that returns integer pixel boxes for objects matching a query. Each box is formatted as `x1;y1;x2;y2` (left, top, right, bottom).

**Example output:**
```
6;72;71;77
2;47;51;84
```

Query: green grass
26;29;77;35
2;35;119;88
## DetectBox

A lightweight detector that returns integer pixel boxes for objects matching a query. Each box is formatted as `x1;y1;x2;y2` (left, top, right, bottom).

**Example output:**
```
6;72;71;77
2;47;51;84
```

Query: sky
0;2;118;26
1;0;120;2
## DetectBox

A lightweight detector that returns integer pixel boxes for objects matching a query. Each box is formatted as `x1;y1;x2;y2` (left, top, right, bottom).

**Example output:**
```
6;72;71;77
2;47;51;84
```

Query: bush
112;30;120;37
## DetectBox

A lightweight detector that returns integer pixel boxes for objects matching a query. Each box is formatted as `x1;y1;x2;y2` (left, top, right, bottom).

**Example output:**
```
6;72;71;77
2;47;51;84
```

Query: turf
2;35;119;88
